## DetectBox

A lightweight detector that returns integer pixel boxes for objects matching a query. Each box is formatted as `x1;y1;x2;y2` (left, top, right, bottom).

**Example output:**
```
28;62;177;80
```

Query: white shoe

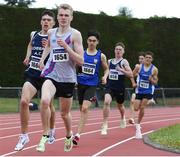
120;118;126;128
48;129;55;144
48;135;55;144
101;124;108;135
135;124;142;139
14;134;29;151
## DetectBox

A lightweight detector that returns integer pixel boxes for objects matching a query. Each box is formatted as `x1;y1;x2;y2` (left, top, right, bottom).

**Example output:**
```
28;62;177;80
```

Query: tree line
0;6;180;87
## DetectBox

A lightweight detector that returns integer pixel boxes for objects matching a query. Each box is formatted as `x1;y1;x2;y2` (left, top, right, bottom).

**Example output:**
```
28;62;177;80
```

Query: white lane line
91;130;154;157
0;109;179;123
0;114;120;131
1;111;179;130
1;117;180;156
0;113;179;139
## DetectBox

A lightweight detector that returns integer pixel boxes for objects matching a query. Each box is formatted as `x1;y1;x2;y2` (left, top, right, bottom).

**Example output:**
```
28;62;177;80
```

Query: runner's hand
23;58;29;66
39;61;44;71
41;38;48;47
57;38;68;49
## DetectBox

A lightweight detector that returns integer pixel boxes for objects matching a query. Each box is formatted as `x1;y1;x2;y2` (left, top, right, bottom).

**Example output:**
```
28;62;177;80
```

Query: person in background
101;42;133;135
14;10;56;151
73;30;109;146
131;51;158;139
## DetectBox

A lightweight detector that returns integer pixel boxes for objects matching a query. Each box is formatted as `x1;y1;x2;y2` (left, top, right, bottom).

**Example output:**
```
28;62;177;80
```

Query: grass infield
149;124;180;150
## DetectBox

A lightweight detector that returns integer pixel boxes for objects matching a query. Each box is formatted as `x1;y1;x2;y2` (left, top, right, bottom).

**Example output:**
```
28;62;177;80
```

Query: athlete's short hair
87;30;100;40
58;3;73;15
145;51;154;58
41;10;55;21
115;42;125;49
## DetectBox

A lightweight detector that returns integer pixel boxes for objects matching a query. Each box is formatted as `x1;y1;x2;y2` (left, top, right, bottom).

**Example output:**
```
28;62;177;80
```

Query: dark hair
87;30;100;40
138;51;145;57
145;51;154;58
115;42;125;49
41;10;55;21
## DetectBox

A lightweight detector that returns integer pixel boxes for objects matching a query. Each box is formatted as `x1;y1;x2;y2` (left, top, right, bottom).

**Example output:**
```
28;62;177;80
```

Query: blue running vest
77;50;101;86
135;64;155;94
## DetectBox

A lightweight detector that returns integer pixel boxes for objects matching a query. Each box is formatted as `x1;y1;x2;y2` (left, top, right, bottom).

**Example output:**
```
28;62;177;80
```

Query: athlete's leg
138;98;149;124
49;99;55;130
101;93;112;135
15;82;37;151
20;82;37;133
40;80;56;136
60;97;74;152
48;99;56;144
134;98;148;139
117;102;126;128
133;99;141;112
102;93;112;125
130;93;136;119
36;80;56;152
77;100;91;134
60;97;73;137
117;103;125;119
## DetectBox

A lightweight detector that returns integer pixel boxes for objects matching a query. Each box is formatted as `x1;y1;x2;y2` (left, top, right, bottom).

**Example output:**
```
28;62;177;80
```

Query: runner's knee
41;98;51;109
81;106;88;113
20;98;29;107
60;112;68;120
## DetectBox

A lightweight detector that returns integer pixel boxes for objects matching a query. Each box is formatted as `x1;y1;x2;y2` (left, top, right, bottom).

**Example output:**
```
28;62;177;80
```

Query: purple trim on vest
40;60;55;77
41;34;71;77
65;35;71;45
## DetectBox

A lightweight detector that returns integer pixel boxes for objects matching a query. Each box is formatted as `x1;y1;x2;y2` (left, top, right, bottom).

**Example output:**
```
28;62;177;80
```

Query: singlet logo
94;59;98;64
52;39;56;43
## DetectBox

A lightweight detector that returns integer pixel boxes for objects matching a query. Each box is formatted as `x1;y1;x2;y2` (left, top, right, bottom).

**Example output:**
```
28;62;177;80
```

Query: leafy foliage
0;6;180;87
4;0;35;8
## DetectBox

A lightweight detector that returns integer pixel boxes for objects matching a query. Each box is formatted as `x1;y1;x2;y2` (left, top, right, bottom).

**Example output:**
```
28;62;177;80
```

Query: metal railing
0;87;179;113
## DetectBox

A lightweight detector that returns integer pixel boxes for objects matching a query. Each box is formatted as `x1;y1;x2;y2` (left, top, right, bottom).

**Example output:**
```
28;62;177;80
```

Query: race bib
29;56;40;70
109;69;118;80
53;48;69;62
82;63;96;75
139;81;149;89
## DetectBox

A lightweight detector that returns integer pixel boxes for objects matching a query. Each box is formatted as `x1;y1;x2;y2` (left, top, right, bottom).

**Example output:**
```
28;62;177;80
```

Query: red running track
0;106;180;156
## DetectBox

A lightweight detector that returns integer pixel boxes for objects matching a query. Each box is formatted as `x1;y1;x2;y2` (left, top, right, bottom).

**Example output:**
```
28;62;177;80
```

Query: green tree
118;7;132;18
4;0;35;8
99;11;108;16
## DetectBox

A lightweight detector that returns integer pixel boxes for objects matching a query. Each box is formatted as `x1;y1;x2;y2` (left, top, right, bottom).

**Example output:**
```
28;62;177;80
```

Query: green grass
0;97;129;113
0;97;179;113
149;124;180;150
0;98;19;113
0;97;86;113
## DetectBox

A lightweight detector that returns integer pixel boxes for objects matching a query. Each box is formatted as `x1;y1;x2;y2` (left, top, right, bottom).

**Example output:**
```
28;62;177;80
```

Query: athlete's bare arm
116;59;133;78
58;29;84;66
149;66;158;85
133;64;141;77
101;53;109;84
130;64;141;87
23;32;35;66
